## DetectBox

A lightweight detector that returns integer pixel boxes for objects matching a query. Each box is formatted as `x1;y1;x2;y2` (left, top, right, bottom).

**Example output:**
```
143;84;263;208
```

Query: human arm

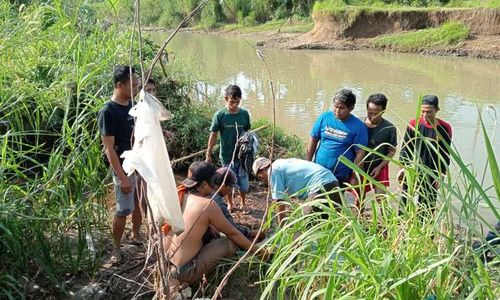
209;202;256;252
276;202;288;226
101;135;131;193
370;126;397;177
306;114;323;161
206;112;221;163
370;148;395;177
205;131;218;163
306;137;319;161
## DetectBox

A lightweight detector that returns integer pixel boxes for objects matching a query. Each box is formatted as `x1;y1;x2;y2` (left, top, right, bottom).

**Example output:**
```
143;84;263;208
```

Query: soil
24;177;269;299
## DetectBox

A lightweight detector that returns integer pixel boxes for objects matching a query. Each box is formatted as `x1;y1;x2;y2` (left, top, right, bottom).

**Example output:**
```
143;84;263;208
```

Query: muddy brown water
150;32;500;229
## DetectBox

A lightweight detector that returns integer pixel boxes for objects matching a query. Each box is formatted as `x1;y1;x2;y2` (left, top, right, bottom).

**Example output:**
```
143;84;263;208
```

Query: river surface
150;32;500;227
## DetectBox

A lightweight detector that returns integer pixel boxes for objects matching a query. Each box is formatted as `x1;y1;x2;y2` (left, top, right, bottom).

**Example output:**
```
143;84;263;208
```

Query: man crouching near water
252;157;340;225
166;161;259;285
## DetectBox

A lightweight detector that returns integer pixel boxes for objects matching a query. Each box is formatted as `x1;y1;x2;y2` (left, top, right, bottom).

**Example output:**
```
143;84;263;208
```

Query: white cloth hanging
121;90;184;234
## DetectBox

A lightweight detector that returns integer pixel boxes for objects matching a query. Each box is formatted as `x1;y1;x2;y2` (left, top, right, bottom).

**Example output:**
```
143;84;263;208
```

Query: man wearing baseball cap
166;161;258;285
399;95;453;216
252;157;340;224
211;167;263;240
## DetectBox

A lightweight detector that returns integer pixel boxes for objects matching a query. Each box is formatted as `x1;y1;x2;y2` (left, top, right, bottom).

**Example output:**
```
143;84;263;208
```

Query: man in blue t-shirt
252;157;339;225
306;89;368;185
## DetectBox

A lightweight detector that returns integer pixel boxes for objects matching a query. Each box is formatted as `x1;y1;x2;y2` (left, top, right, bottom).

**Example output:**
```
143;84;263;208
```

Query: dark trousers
401;174;438;217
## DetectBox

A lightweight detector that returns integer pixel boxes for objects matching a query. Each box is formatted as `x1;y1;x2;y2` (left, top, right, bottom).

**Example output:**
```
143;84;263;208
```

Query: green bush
252;118;305;159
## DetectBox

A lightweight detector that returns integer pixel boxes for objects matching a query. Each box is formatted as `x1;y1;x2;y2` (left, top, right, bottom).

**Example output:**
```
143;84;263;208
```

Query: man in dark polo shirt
400;95;453;215
98;65;140;263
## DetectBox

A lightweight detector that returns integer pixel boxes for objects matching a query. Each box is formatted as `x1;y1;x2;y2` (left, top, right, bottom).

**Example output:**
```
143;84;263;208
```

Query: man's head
213;167;240;197
224;84;242;113
333;89;356;121
421;95;439;123
252;157;271;182
366;93;388;124
113;65;139;100
182;161;217;196
144;78;157;96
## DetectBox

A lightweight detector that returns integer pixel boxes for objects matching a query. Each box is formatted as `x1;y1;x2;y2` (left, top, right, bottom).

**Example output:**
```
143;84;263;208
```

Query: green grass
373;21;470;51
220;17;314;33
257;106;500;299
313;0;500;12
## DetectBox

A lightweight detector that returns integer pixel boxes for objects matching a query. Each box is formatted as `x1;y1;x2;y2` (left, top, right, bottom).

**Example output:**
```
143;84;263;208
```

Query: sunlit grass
257;109;499;299
373;21;470;51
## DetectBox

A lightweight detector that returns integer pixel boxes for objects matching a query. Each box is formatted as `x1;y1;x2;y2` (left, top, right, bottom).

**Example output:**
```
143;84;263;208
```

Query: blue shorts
112;172;137;217
225;161;249;193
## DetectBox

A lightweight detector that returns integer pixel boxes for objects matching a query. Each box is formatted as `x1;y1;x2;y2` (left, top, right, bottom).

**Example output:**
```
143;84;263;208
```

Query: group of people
98;65;454;286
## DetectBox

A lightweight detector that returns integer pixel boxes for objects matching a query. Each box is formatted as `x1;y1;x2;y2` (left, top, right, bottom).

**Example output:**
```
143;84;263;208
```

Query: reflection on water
151;32;500;222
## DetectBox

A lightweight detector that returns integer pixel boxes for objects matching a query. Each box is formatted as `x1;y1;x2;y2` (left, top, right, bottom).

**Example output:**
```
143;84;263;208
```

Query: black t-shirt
97;100;134;164
364;118;397;172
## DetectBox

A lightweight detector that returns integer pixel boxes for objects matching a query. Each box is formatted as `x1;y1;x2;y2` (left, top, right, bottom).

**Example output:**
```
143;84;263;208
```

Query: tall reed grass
258;110;499;299
0;0;148;295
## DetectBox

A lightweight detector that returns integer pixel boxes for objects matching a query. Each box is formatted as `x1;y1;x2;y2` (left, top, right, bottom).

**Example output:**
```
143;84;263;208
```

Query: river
150;32;500;227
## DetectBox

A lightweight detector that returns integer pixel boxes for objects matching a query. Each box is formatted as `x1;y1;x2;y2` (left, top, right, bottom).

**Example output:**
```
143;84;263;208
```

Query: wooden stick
169;124;269;165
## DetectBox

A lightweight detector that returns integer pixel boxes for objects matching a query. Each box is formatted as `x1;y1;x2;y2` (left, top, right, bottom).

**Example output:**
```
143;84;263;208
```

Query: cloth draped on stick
121;90;184;234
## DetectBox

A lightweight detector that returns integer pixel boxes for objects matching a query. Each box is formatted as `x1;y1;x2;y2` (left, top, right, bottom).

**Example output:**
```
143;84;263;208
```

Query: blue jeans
225;160;249;193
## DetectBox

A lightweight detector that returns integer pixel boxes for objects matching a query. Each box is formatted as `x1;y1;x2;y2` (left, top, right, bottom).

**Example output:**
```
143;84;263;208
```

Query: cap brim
182;178;198;188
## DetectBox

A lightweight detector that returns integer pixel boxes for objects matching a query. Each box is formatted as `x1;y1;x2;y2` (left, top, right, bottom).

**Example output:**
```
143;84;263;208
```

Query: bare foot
111;248;121;264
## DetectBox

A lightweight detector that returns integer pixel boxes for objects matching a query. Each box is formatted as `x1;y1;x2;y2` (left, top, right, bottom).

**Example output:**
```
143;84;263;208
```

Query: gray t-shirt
364;118;397;172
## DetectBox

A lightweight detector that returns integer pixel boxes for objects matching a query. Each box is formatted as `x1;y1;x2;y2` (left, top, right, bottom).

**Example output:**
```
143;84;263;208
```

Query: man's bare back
169;193;254;267
169;194;212;267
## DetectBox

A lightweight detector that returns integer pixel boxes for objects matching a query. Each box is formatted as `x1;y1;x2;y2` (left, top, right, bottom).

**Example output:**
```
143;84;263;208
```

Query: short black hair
366;93;388;110
146;78;156;86
113;65;135;87
422;95;439;108
225;84;242;99
333;89;356;109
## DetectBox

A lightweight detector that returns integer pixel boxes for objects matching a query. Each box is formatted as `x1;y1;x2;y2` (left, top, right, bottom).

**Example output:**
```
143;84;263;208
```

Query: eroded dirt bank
257;8;500;59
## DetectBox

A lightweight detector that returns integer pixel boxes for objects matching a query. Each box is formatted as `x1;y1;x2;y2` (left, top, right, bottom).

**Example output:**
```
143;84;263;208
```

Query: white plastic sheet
121;90;184;234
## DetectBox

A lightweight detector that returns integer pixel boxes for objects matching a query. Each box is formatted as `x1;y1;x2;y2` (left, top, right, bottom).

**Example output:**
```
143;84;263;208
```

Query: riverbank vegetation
259;111;499;299
0;1;303;296
119;0;499;31
374;21;470;51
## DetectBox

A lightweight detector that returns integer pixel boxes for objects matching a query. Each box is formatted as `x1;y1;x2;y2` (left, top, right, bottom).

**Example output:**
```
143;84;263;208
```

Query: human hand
349;174;358;186
370;165;382;178
205;155;212;163
120;176;132;194
162;130;173;139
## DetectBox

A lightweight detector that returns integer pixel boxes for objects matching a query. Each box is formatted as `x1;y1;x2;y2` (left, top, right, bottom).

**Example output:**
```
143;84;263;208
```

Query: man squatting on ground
399;95;452;215
98;65;141;263
166;162;259;285
252;157;340;225
212;167;263;240
306;89;368;186
206;85;251;212
356;93;397;209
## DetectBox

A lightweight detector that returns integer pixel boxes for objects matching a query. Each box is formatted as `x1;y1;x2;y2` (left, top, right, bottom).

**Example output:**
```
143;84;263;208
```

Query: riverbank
155;7;500;59
267;7;500;59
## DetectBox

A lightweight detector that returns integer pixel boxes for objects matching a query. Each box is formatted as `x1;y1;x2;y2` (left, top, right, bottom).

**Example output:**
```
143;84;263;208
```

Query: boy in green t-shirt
206;85;251;212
